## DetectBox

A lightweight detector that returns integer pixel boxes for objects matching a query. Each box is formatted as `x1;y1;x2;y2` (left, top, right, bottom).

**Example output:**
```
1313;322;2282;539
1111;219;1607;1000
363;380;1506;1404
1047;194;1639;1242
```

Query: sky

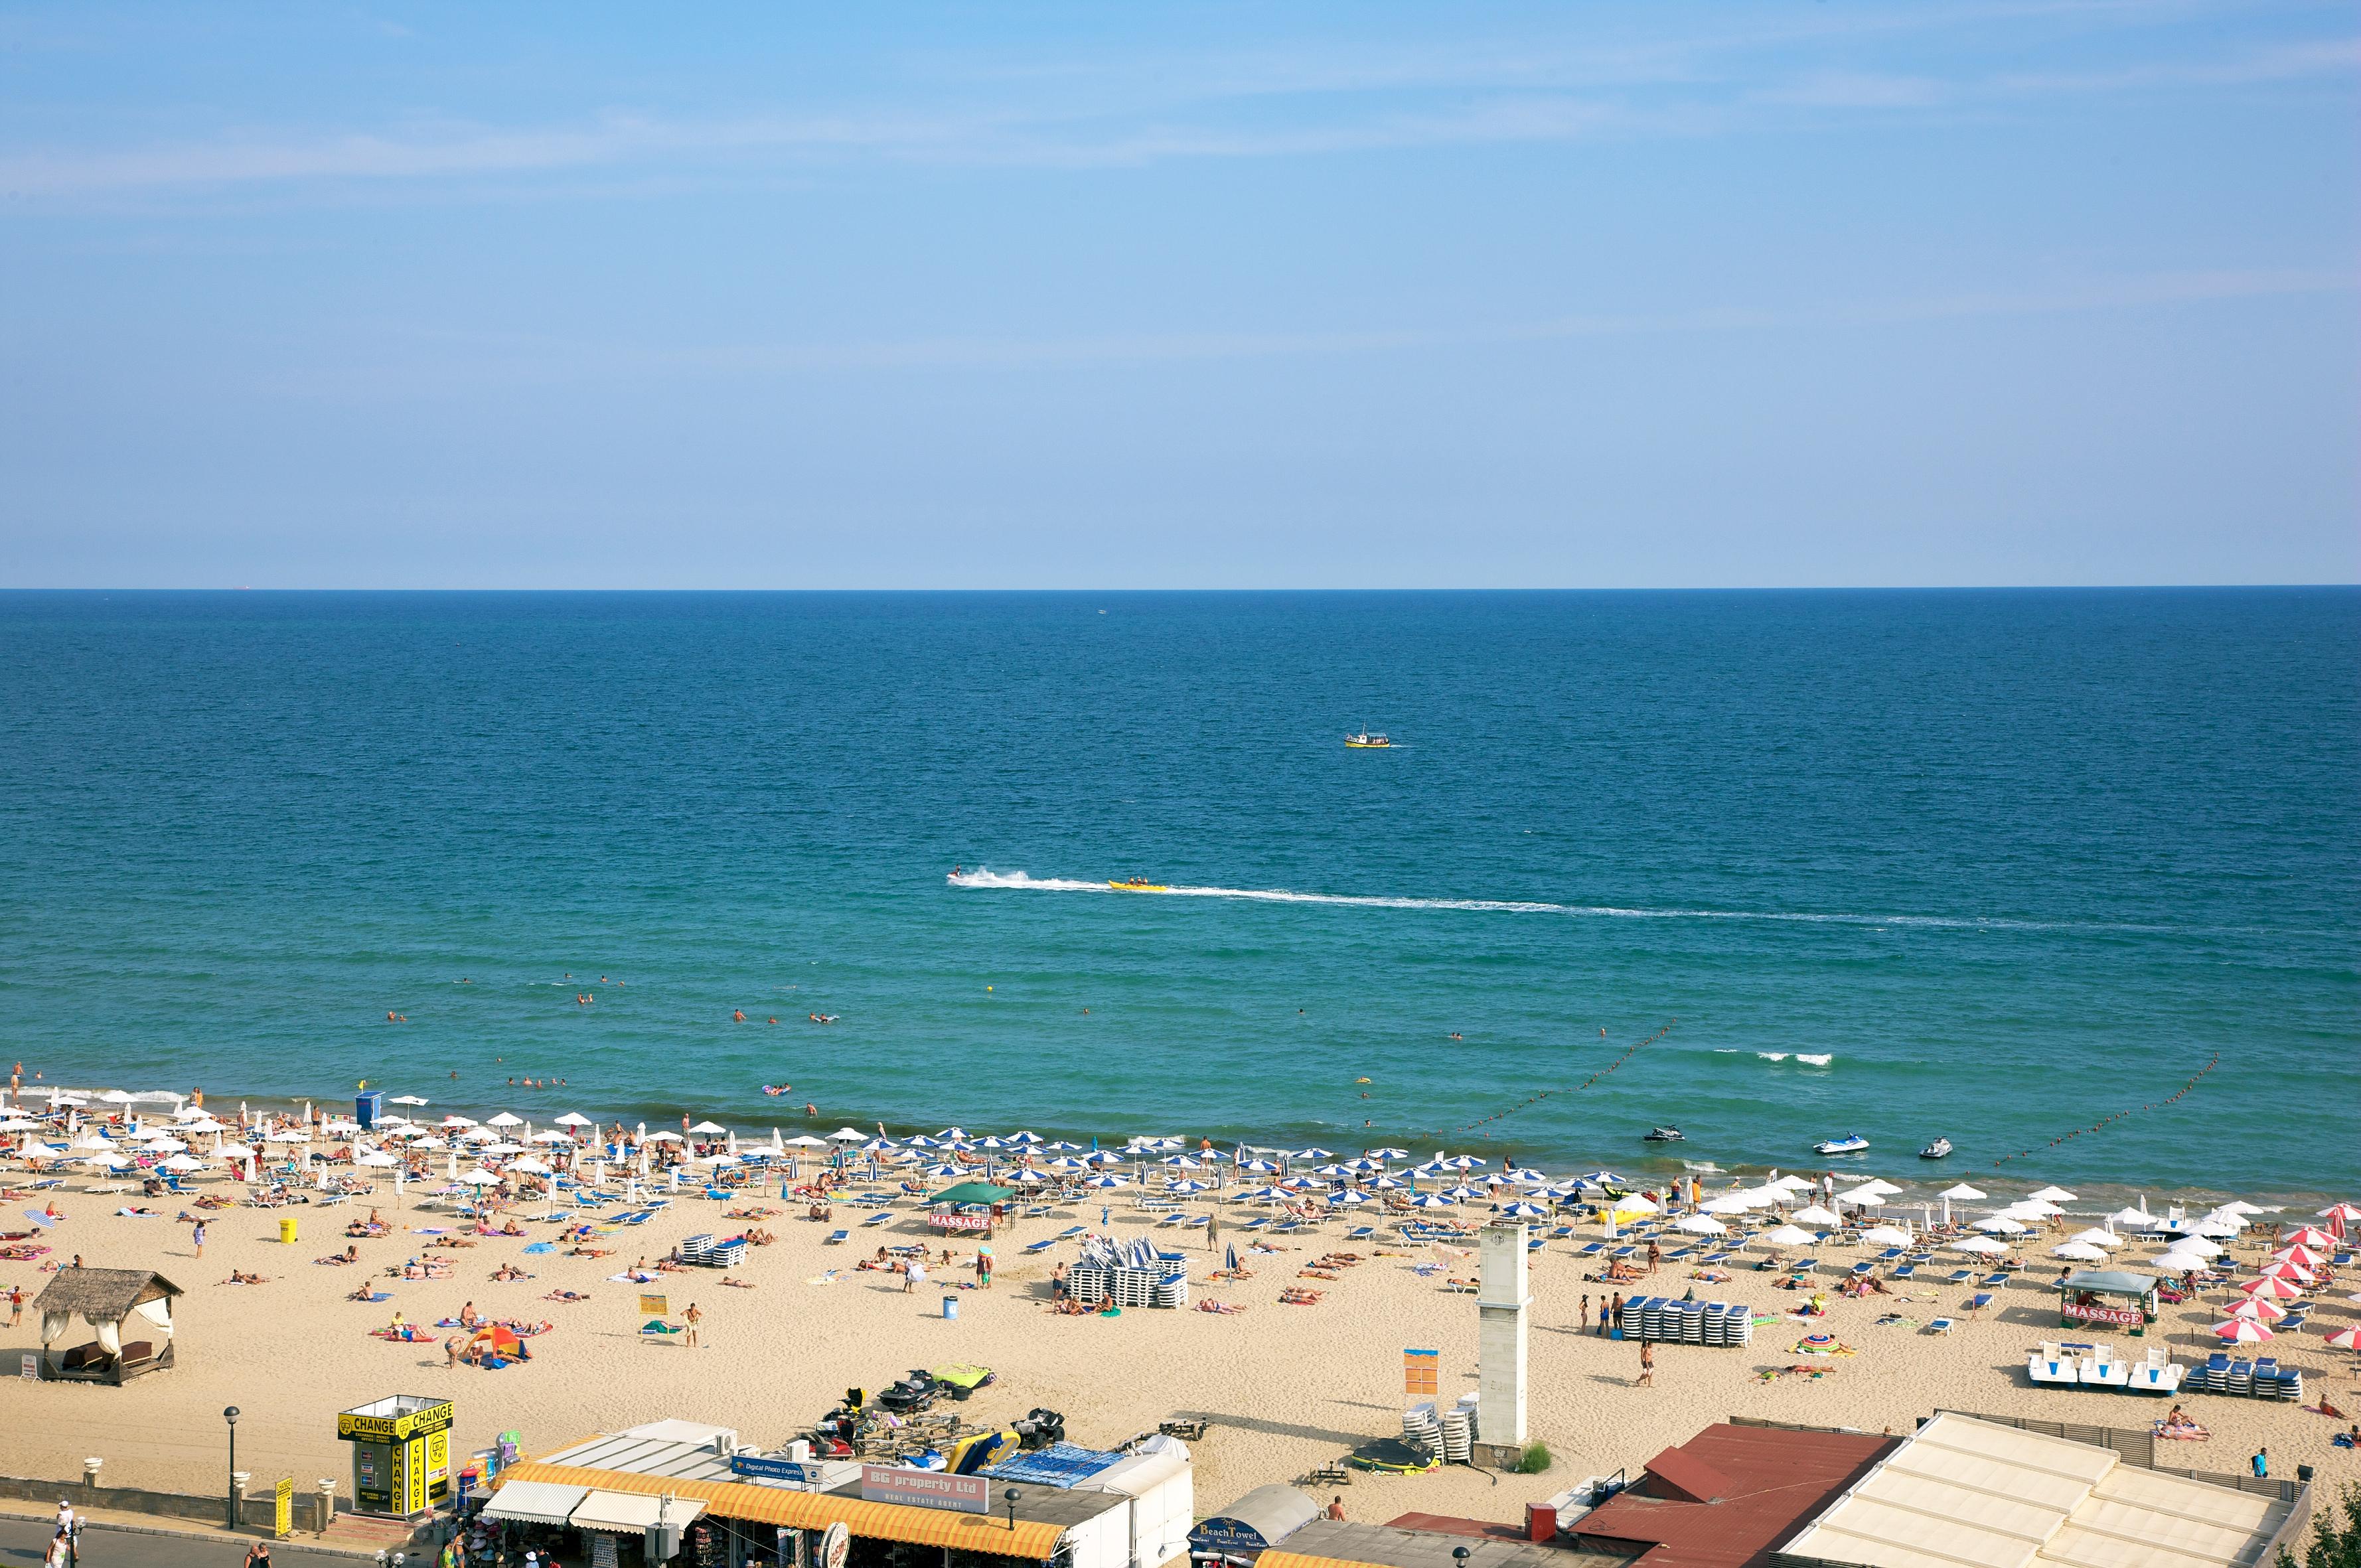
1;3;2354;588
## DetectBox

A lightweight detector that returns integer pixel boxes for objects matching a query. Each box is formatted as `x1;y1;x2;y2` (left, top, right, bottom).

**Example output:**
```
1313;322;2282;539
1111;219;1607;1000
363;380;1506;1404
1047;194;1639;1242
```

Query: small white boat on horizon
1920;1136;1953;1160
1814;1133;1870;1156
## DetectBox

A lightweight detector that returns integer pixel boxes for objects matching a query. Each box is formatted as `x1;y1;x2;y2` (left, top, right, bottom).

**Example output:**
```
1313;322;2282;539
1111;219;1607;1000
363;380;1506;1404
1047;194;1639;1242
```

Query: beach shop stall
2055;1269;2160;1335
338;1395;455;1517
930;1182;1016;1237
1187;1485;1320;1568
487;1418;1175;1568
31;1267;182;1384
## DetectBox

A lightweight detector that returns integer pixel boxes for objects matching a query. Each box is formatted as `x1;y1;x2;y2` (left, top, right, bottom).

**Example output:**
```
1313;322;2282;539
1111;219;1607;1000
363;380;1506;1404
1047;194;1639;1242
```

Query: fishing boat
1108;877;1168;892
1919;1136;1953;1160
1344;731;1392;748
1643;1126;1685;1143
1813;1133;1870;1156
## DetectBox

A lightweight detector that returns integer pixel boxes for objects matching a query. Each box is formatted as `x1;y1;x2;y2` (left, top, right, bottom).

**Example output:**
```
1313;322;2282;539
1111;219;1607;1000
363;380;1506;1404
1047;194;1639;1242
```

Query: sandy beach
5;1158;2355;1525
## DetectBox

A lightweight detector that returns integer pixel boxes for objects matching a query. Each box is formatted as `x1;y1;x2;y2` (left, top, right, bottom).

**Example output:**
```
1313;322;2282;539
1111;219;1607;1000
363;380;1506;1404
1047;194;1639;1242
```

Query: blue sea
2;590;2354;1200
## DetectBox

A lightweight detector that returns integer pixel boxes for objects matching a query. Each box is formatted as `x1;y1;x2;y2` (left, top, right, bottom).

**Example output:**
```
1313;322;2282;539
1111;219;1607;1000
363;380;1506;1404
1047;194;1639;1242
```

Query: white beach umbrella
1610;1194;1660;1217
460;1127;497;1143
2167;1234;2222;1257
1700;1196;1753;1216
2068;1228;2124;1249
2109;1206;2155;1228
645;1131;684;1143
160;1154;206;1173
355;1150;399;1169
532;1129;576;1143
553;1111;595;1128
781;1134;826;1148
1976;1215;2029;1234
1762;1224;1817;1247
508;1156;552;1175
143;1136;189;1153
482;1141;526;1157
439;1115;477;1128
826;1127;865;1142
1951;1236;2010;1255
1789;1206;1839;1227
484;1112;524;1128
456;1168;502;1186
2050;1241;2108;1261
1860;1225;1914;1246
2026;1186;2077;1203
2218;1200;2267;1216
1674;1214;1728;1235
689;1121;731;1135
2153;1250;2210;1275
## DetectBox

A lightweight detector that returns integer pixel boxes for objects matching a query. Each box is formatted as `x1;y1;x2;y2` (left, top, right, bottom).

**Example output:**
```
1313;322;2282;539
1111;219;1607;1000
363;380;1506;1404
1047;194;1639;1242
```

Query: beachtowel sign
1403;1348;1438;1395
639;1294;669;1317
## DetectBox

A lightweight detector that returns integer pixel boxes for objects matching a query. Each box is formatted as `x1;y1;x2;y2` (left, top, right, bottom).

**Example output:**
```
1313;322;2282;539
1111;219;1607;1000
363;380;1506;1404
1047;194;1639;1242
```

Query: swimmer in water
732;1009;746;1023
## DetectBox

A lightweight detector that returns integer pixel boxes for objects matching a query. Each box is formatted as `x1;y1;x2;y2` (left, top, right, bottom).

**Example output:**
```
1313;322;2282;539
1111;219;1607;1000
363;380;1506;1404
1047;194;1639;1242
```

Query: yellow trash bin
279;1216;298;1245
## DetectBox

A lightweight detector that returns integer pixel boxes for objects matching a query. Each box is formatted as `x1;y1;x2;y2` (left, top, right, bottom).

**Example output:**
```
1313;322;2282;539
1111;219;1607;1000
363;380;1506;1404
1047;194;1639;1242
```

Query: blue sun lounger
823;1229;848;1245
1347;1226;1375;1241
1964;1293;1993;1317
861;1210;894;1227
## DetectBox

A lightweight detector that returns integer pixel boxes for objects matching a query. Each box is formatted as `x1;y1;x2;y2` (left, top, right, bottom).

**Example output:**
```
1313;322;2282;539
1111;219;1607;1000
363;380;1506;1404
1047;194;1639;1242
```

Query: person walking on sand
683;1302;702;1349
1207;1210;1221;1252
7;1285;22;1328
1578;1293;1589;1330
1637;1340;1655;1388
906;1257;925;1295
192;1219;206;1259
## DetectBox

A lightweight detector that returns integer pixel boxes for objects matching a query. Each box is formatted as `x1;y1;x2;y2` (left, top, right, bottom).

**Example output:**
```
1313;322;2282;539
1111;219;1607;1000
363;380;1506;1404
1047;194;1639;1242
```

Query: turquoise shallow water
1;589;2354;1197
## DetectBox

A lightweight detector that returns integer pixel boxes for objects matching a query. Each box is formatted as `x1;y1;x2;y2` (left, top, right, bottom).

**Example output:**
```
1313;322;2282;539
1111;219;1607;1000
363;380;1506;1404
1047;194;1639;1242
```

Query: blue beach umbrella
1409;1193;1456;1209
1497;1200;1548;1218
1084;1173;1130;1189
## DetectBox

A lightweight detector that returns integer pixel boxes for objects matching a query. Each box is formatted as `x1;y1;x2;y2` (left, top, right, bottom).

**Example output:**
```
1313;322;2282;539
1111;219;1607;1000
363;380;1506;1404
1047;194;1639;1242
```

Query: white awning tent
568;1490;707;1535
481;1480;589;1526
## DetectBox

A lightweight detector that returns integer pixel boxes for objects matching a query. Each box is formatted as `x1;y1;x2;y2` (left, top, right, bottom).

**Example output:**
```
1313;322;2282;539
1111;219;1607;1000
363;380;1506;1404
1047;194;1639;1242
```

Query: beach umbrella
1610;1194;1660;1217
1860;1225;1914;1246
1237;1159;1280;1174
1008;1169;1048;1186
456;1169;502;1186
2212;1319;2273;1343
388;1094;429;1106
1041;1141;1083;1151
1310;1163;1355;1179
2068;1228;2123;1249
1762;1224;1816;1247
2107;1206;2153;1228
1162;1155;1207;1170
2050;1242;2107;1262
644;1131;684;1143
1367;1175;1408;1191
1442;1184;1487;1202
691;1121;731;1136
974;1136;1008;1150
1495;1199;1546;1218
1081;1149;1120;1166
1975;1216;2029;1235
2282;1226;2334;1250
1247;1186;1290;1202
2152;1249;2211;1276
508;1156;552;1175
1572;1171;1626;1189
1294;1147;1335;1159
552;1112;595;1128
2271;1244;2324;1269
923;1163;962;1178
2025;1186;2077;1203
2167;1234;2222;1258
143;1136;189;1153
905;1135;940;1148
1083;1173;1130;1189
1006;1131;1043;1145
2218;1200;2266;1216
1950;1236;2009;1255
2005;1200;2063;1220
1408;1193;1456;1209
1501;1169;1551;1186
160;1154;206;1173
1701;1196;1752;1216
1045;1157;1087;1173
532;1130;577;1144
1367;1147;1410;1160
440;1115;478;1128
482;1141;526;1157
781;1134;826;1148
2224;1297;2285;1323
2259;1261;2316;1285
1674;1214;1727;1235
2323;1326;2361;1351
485;1112;524;1128
2241;1275;2303;1300
860;1139;897;1153
1790;1205;1839;1227
1328;1190;1375;1208
0;1118;44;1133
83;1151;131;1170
2319;1203;2361;1226
460;1127;498;1143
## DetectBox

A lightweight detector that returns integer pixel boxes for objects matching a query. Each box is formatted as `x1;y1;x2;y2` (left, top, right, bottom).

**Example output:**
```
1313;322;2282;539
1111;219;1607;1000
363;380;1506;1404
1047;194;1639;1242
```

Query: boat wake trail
947;869;2129;933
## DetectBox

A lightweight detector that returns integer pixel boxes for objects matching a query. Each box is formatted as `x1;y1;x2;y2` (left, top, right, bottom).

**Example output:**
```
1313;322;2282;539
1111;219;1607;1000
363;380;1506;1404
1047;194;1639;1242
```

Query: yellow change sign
337;1399;454;1442
273;1477;293;1538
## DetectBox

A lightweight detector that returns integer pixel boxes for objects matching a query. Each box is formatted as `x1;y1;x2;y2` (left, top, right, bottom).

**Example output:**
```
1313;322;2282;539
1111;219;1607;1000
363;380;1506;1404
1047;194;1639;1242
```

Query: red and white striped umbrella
2324;1326;2361;1351
2240;1275;2303;1300
2258;1260;2315;1285
2224;1297;2285;1322
2282;1226;2334;1249
2270;1244;2324;1269
2212;1318;2273;1342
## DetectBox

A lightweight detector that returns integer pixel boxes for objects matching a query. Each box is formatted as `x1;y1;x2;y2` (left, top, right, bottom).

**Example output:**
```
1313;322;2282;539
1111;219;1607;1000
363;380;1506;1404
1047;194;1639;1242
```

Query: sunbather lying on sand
543;1289;590;1303
221;1271;267;1285
721;1276;756;1289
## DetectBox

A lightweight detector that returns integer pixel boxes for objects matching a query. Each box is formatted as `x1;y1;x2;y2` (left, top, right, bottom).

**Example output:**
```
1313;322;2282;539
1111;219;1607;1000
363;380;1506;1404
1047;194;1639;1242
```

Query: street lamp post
1004;1487;1022;1533
223;1406;240;1528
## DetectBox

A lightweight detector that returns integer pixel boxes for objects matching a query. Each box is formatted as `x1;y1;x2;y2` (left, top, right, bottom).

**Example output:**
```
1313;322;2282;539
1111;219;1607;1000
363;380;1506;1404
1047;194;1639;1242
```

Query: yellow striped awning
1257;1553;1397;1568
493;1461;1063;1559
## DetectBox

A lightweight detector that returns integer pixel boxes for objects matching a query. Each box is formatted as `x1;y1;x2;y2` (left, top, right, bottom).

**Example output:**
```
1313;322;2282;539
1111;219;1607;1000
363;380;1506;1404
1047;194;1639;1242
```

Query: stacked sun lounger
1067;1236;1189;1309
676;1233;747;1269
2200;1355;2299;1399
1624;1297;1751;1346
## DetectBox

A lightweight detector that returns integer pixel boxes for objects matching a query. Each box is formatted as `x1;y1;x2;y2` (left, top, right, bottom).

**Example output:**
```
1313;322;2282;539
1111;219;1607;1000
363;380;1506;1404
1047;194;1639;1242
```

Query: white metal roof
481;1480;589;1526
1780;1413;2288;1568
570;1489;708;1533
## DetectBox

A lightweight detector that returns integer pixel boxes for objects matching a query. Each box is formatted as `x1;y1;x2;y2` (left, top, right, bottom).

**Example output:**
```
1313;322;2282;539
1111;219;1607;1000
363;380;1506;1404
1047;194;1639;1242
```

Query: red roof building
1570;1423;1896;1568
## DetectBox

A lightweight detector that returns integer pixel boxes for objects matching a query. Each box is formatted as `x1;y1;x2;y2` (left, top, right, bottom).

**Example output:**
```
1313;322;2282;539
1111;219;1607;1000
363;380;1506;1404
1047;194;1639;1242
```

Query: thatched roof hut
33;1267;183;1384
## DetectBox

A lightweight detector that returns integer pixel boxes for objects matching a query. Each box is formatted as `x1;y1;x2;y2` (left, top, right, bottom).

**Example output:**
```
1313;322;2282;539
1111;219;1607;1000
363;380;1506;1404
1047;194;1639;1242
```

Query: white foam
1757;1052;1790;1062
1793;1053;1834;1066
947;868;2124;931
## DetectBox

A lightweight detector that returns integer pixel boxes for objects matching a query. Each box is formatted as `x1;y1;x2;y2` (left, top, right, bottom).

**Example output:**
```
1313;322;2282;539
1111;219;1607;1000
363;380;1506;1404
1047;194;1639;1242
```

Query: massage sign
336;1395;455;1517
2062;1299;2144;1328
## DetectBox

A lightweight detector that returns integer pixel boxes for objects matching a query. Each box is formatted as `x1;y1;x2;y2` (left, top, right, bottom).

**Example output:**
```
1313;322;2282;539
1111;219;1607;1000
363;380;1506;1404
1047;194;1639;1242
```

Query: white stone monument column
1476;1221;1530;1459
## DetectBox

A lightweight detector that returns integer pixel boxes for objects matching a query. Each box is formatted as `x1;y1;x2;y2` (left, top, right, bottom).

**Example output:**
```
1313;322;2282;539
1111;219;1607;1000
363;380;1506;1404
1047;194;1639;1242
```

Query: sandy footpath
5;1181;2354;1524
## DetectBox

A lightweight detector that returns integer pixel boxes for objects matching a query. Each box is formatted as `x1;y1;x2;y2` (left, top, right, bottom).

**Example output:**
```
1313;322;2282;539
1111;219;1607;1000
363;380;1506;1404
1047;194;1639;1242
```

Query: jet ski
1918;1137;1953;1160
1643;1126;1685;1143
1813;1133;1870;1156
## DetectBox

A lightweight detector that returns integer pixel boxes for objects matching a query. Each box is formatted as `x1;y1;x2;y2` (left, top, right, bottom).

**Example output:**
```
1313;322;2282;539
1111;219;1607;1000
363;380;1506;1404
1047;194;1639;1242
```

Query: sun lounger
2200;1352;2230;1392
1945;1269;1972;1284
2226;1358;2253;1395
1963;1292;1993;1317
823;1229;848;1245
1347;1226;1375;1241
1849;1261;1874;1278
1609;1246;1636;1261
1527;1238;1545;1252
1926;1317;1955;1334
1874;1247;1903;1262
860;1211;893;1227
1023;1237;1058;1255
1155;1212;1187;1228
1981;1272;2009;1289
1890;1264;1916;1281
1240;1216;1270;1232
1272;1220;1304;1235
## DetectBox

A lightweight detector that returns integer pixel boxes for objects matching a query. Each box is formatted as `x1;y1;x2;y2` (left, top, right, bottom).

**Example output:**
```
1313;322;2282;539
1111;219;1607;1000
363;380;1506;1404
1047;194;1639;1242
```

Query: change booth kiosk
339;1395;455;1517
